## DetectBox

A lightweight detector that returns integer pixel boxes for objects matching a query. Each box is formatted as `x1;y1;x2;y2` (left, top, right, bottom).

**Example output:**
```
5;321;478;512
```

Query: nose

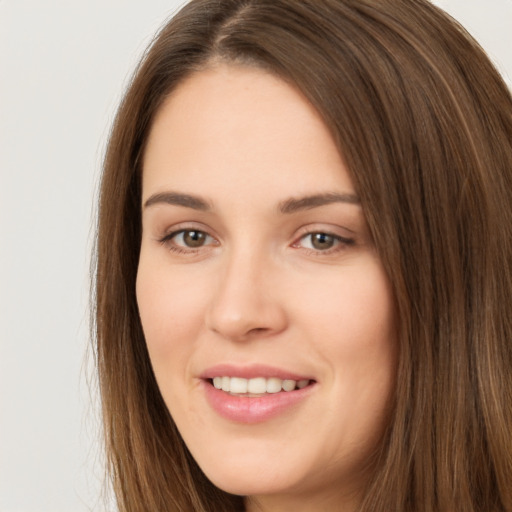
205;248;288;341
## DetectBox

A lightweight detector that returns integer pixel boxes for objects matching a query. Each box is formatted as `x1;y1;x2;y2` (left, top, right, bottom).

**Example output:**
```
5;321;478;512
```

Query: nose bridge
206;242;286;340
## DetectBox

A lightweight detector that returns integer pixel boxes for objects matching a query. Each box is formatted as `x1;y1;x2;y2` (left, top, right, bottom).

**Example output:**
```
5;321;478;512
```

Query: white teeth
282;379;296;392
248;377;266;394
266;377;282;394
230;377;248;394
211;376;310;394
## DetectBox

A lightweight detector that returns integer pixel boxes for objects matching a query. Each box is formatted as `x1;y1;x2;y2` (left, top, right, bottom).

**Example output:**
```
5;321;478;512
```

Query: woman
94;0;512;510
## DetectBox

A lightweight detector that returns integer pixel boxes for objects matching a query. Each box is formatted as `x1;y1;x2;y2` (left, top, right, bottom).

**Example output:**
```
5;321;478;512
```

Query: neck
245;487;361;512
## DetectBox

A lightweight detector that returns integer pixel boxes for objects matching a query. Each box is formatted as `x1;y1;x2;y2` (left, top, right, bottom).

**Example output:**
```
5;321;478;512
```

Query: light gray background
1;1;511;511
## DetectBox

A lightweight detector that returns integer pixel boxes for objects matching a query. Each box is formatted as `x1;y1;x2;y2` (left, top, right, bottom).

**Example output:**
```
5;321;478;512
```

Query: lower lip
202;380;315;424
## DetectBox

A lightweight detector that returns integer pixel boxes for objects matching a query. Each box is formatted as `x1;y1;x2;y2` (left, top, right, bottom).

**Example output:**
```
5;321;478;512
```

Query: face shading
137;64;397;511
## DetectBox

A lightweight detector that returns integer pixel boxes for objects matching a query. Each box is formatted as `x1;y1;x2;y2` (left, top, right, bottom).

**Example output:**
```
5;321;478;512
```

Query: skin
137;64;397;512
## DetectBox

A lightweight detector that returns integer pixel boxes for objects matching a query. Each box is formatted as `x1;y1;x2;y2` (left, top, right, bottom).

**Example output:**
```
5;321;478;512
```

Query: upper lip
200;363;315;382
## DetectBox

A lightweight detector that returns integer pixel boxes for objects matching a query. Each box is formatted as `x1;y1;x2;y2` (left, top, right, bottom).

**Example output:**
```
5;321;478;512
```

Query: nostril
248;327;269;335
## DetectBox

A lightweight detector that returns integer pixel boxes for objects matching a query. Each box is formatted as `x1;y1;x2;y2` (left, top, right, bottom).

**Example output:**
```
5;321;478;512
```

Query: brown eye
310;233;336;250
296;231;355;253
182;230;208;247
162;229;215;250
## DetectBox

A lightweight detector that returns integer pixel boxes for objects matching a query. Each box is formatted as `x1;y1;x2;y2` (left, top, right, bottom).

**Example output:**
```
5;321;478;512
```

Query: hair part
94;1;512;510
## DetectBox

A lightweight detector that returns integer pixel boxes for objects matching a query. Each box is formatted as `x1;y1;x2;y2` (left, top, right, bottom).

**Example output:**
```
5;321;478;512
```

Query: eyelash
158;229;355;256
293;231;355;255
159;229;217;255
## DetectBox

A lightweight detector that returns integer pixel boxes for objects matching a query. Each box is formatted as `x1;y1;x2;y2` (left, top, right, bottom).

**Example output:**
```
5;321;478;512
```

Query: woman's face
137;64;396;511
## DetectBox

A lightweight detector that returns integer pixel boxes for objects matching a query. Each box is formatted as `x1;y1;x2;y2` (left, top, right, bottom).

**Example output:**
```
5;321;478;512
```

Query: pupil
184;231;205;247
312;233;334;250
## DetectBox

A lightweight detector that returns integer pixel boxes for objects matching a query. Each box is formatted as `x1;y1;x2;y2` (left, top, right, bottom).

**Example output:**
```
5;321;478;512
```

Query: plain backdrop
1;1;511;511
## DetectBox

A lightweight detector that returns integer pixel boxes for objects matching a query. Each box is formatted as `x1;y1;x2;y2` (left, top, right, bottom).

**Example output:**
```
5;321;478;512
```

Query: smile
202;368;316;423
212;376;310;395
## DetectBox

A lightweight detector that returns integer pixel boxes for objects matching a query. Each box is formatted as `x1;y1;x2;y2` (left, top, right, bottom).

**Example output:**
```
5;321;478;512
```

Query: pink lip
200;363;313;381
200;364;316;424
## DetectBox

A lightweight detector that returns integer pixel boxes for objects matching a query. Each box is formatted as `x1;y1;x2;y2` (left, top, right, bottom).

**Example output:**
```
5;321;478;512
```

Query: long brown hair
94;1;512;510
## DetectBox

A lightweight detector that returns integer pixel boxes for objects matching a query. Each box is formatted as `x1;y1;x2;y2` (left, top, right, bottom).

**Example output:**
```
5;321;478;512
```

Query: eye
305;233;337;250
176;230;210;248
296;232;354;252
160;229;216;252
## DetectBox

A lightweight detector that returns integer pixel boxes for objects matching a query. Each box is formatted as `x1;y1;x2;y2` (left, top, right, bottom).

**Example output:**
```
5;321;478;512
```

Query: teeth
282;379;296;392
248;377;266;394
211;376;310;394
266;377;282;394
230;377;248;394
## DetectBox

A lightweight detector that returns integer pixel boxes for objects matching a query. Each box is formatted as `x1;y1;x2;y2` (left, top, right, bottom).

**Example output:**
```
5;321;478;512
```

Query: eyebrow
278;192;360;214
143;192;211;211
143;190;360;213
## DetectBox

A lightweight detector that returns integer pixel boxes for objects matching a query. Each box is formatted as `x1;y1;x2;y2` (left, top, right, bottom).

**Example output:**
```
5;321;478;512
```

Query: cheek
292;259;397;426
135;258;209;365
294;259;395;353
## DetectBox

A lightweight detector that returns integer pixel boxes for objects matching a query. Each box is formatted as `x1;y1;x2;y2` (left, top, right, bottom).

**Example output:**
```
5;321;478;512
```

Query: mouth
209;376;312;396
200;367;316;423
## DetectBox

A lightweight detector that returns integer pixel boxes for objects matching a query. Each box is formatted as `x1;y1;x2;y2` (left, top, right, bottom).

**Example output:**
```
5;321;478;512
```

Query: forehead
142;64;355;204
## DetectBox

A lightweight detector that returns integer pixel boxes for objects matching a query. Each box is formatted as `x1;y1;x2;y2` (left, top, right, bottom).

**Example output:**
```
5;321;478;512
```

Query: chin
187;439;306;497
207;473;285;497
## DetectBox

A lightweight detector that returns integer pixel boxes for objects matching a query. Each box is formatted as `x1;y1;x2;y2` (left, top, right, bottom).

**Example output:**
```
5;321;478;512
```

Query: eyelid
158;223;219;253
158;220;215;240
291;226;356;254
293;223;355;241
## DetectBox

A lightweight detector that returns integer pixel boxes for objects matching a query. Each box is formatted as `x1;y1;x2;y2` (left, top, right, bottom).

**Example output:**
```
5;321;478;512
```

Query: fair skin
136;64;396;512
